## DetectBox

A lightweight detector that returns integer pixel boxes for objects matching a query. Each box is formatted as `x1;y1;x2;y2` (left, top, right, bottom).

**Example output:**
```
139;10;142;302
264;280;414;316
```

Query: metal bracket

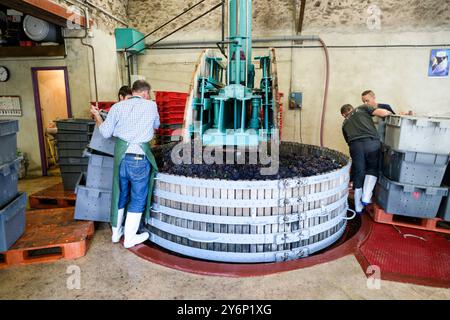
275;247;310;262
275;229;310;245
278;196;308;207
277;178;308;189
277;214;297;224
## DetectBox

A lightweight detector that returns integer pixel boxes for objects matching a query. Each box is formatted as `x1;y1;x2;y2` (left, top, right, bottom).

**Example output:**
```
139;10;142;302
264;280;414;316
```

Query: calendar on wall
0;96;22;116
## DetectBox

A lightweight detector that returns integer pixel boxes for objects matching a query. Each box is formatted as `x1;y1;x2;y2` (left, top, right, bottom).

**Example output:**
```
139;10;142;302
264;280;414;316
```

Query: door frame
31;66;73;176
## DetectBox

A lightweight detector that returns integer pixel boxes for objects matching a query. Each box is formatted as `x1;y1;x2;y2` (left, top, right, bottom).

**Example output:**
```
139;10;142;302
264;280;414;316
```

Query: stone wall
51;0;129;32
128;0;450;37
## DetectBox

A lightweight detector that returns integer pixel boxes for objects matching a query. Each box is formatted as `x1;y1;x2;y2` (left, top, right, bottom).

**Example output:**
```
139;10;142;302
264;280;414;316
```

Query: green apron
110;138;158;228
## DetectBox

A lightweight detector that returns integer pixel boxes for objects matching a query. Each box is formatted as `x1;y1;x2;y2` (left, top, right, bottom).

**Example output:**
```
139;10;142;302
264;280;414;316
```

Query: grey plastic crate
0;158;21;208
0;120;18;166
385;115;450;154
58;148;84;158
59;156;89;166
438;192;450;222
376;175;448;218
88;126;115;156
56;140;90;150
0;192;27;252
61;172;83;191
57;132;92;142
55;119;95;132
59;164;88;174
74;174;111;222
382;146;450;186
86;152;114;190
438;168;450;221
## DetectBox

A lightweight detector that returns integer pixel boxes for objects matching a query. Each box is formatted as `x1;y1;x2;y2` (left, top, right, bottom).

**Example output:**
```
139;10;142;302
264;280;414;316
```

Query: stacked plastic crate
0;120;27;252
55;119;95;190
74;113;115;223
155;91;188;145
438;158;450;221
377;115;450;221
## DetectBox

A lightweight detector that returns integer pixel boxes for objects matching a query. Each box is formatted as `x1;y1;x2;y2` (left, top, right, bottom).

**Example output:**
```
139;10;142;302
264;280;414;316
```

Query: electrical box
115;28;145;54
289;92;302;109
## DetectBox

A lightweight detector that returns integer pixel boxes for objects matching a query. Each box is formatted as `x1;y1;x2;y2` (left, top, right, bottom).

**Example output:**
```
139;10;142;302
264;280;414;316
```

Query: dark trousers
349;138;380;189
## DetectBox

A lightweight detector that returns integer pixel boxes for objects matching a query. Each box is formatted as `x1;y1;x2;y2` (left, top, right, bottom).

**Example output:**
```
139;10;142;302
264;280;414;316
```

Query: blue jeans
118;154;151;213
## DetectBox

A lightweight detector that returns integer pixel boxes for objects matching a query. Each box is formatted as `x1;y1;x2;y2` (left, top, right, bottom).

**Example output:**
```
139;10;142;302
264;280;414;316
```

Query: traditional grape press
145;0;353;263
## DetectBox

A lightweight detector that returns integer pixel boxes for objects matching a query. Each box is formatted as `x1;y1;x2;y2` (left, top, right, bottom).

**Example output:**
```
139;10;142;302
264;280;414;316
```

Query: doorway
31;67;72;176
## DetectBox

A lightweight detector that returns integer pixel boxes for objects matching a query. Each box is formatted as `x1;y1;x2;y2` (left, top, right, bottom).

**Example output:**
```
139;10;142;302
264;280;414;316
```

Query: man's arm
90;105;103;127
98;105;118;138
372;108;392;118
342;127;349;144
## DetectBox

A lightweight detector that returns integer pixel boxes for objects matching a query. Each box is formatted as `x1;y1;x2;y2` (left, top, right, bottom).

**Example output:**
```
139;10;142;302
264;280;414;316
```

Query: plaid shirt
99;96;160;154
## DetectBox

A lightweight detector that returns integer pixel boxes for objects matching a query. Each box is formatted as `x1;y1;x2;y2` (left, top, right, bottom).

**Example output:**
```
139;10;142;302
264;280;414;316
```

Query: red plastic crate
155;91;188;105
158;104;186;113
159;116;184;123
160;118;184;125
158;98;187;106
156;91;188;100
91;101;116;112
156;128;184;136
160;113;184;120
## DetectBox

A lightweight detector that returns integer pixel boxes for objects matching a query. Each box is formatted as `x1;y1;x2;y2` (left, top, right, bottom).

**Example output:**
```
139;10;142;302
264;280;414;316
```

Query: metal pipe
136;2;224;55
124;0;210;86
297;0;306;34
221;0;225;51
124;0;208;51
62;2;99;108
148;35;321;48
149;42;450;49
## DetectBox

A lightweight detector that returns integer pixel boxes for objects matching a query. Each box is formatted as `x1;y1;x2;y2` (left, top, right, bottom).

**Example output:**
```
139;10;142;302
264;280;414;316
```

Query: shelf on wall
0;45;65;58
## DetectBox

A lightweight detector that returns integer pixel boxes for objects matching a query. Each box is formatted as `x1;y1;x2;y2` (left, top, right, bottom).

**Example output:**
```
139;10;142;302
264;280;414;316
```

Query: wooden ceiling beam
1;0;90;28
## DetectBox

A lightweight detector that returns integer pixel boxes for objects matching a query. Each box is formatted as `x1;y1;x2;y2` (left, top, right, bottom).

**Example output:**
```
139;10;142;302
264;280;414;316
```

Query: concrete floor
0;175;449;300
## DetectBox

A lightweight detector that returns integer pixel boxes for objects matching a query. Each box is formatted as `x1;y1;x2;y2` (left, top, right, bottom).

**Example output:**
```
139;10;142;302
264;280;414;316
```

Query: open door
32;67;72;176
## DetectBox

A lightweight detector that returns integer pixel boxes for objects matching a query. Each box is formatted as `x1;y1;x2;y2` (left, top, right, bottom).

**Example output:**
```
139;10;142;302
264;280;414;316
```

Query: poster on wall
428;49;449;77
0;96;22;116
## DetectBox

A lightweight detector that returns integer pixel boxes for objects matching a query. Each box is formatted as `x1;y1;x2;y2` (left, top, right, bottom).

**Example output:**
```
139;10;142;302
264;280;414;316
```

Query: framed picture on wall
428;49;449;77
0;96;22;116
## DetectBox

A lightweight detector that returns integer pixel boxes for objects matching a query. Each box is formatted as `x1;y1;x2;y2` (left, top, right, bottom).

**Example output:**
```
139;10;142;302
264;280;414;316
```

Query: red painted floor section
356;222;450;288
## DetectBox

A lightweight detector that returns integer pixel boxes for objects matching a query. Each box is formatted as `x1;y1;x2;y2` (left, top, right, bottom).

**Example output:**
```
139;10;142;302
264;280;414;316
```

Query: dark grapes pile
154;142;344;181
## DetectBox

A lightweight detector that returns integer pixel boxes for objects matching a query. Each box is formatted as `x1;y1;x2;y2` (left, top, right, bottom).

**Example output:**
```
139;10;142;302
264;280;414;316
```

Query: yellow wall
36;70;69;127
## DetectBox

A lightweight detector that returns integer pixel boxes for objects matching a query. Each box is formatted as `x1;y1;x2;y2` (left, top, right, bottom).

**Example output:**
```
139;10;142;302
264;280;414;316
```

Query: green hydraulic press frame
189;0;277;147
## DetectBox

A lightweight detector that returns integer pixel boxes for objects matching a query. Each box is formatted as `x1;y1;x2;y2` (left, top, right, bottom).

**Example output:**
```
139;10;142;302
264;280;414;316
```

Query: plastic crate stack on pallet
0;120;27;252
74;112;115;223
376;115;450;222
155;91;188;145
55;119;95;190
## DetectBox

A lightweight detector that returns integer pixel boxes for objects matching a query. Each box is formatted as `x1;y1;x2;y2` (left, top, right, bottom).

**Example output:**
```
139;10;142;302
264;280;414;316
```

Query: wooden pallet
368;203;450;234
0;207;94;269
28;183;76;209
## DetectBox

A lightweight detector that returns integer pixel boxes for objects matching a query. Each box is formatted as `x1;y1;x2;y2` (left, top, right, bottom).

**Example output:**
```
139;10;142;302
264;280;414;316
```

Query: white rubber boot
362;175;378;205
123;212;149;249
354;188;364;213
111;208;125;243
